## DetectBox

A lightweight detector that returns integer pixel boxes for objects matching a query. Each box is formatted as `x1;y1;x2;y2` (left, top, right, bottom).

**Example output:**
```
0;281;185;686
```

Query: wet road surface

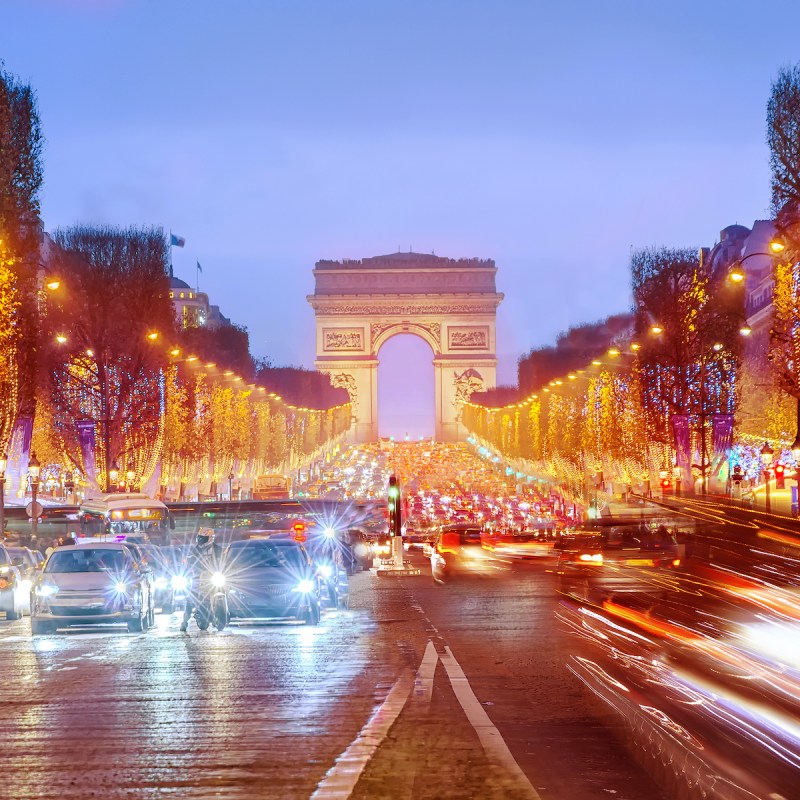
1;554;665;799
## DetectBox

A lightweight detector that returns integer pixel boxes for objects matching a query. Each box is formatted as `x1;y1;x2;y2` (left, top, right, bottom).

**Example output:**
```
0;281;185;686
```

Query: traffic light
387;475;402;537
775;463;786;489
292;520;307;542
660;477;672;492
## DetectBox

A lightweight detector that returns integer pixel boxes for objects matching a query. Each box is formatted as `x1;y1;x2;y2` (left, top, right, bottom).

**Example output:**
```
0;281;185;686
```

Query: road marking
311;670;414;800
413;639;438;704
440;646;542;800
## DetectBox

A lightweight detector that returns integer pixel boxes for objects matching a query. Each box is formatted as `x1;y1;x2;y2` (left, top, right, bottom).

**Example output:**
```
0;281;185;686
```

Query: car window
46;549;129;573
228;543;305;568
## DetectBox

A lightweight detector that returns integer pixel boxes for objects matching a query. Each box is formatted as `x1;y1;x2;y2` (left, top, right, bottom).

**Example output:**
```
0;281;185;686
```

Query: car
341;529;373;573
30;543;154;634
0;543;29;619
430;524;491;583
224;539;322;624
556;524;682;603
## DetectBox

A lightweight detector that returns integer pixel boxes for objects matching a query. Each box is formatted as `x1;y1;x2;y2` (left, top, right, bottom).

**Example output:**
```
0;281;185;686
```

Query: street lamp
28;452;41;542
760;441;775;513
0;452;6;537
126;469;135;493
228;470;235;501
728;243;786;284
108;460;119;493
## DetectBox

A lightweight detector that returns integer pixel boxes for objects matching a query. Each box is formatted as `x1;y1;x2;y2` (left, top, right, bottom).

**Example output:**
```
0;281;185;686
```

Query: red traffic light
291;520;307;541
660;478;672;489
775;464;785;474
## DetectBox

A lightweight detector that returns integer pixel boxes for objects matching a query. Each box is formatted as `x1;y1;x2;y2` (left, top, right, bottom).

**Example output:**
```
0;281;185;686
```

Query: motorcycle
192;571;229;631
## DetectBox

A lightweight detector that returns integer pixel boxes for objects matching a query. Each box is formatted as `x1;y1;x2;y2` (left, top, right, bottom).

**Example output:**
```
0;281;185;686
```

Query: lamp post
29;452;41;542
760;441;774;513
64;471;75;505
228;470;234;501
727;241;785;284
0;452;6;537
108;461;119;493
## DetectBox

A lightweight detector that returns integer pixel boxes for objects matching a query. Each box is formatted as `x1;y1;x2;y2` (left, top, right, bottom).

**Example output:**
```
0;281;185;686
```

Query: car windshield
228;544;305;569
45;549;128;573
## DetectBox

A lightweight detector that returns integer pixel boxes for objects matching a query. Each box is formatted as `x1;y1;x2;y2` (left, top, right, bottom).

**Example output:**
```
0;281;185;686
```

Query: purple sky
2;0;797;435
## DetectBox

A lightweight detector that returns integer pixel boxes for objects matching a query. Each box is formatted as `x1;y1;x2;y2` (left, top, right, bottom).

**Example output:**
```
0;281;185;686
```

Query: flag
170;233;185;247
196;260;203;273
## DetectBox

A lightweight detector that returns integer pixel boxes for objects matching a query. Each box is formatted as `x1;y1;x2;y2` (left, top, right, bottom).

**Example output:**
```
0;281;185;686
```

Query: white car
31;543;154;635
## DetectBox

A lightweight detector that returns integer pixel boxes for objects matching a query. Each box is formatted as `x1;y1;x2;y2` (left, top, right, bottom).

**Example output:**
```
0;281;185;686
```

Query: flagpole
169;229;173;278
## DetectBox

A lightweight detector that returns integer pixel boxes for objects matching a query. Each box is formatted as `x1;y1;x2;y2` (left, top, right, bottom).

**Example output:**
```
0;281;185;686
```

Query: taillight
578;553;603;564
672;559;681;567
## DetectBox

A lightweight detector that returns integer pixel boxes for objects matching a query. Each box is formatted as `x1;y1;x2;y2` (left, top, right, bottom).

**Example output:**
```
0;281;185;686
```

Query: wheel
147;606;155;628
162;598;175;614
31;618;54;636
327;583;338;606
213;596;228;631
127;615;143;633
6;603;19;621
303;601;321;625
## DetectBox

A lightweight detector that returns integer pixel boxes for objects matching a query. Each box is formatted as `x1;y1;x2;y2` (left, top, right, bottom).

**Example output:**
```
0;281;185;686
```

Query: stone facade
308;252;502;442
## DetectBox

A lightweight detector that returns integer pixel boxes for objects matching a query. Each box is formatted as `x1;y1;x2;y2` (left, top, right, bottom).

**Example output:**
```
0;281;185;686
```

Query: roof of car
57;542;129;551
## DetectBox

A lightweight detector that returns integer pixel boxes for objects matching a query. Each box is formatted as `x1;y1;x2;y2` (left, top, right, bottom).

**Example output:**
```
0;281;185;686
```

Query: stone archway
308;252;503;442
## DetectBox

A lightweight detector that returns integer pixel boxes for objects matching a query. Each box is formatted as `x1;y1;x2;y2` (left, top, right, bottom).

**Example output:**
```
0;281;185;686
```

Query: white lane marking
414;639;438;704
440;646;542;800
311;670;414;800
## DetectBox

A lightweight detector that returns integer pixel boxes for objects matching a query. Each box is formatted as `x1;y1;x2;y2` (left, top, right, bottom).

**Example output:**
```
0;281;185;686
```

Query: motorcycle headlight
318;564;333;578
295;579;315;593
35;584;58;597
171;575;188;591
211;572;226;588
323;527;336;539
155;576;168;590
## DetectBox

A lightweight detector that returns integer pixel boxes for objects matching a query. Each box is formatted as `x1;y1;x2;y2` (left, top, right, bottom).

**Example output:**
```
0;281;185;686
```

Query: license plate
625;559;655;567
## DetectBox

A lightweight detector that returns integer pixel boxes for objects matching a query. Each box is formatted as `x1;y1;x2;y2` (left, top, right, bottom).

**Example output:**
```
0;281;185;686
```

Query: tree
41;226;175;490
0;64;44;425
0;239;19;453
767;64;800;433
632;246;743;486
179;322;255;380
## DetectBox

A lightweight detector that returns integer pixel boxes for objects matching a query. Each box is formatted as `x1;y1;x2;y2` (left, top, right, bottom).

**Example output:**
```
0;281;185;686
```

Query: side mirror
12;557;24;567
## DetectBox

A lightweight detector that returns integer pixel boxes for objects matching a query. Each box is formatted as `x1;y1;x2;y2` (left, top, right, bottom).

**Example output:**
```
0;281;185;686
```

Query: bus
78;493;174;546
252;475;292;500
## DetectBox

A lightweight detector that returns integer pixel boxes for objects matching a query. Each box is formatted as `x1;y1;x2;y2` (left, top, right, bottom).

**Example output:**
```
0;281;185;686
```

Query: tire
127;615;143;633
6;603;19;621
31;618;54;636
162;598;175;615
196;606;210;631
303;601;321;626
213;597;228;631
147;606;155;628
327;583;338;606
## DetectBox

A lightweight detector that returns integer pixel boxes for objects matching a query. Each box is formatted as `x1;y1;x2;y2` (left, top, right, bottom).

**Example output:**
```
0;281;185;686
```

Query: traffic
1;441;800;799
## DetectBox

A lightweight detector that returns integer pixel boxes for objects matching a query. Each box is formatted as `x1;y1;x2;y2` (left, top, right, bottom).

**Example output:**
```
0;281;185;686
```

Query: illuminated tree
0;240;19;452
0;65;43;424
41;226;175;489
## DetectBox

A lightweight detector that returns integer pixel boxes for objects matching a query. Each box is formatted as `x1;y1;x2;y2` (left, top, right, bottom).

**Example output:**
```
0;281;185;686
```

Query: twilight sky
2;0;797;435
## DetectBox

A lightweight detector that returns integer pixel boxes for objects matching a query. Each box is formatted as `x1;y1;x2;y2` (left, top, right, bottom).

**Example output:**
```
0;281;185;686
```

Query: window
179;292;185;299
169;291;174;298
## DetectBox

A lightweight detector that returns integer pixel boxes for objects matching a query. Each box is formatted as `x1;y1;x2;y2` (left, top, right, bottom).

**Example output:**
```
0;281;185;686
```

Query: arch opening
377;333;435;440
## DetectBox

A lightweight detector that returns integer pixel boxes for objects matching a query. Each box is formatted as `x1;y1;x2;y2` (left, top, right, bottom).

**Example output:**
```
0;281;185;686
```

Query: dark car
224;539;322;624
342;528;373;572
557;524;681;603
430;524;490;583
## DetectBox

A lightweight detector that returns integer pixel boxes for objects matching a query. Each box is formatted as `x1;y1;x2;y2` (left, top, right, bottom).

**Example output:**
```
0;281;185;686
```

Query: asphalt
0;553;666;800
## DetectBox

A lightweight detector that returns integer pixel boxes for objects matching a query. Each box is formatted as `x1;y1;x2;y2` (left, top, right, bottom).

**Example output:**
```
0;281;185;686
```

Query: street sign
26;501;43;519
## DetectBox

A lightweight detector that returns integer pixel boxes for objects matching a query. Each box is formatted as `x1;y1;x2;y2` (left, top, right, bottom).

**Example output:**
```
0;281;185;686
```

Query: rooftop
316;251;495;270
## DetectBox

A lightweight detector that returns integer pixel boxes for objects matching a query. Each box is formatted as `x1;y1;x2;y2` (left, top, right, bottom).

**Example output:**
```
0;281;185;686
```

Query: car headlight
35;584;58;597
0;566;10;574
211;572;226;588
295;579;315;593
155;576;168;590
171;575;188;590
323;527;336;539
318;564;333;578
114;581;128;594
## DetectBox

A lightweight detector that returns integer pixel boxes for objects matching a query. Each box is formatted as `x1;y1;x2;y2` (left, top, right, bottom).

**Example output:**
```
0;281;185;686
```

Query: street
0;553;664;800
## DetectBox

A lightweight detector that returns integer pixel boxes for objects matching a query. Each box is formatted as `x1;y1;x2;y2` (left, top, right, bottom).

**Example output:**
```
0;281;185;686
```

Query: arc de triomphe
308;252;503;442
